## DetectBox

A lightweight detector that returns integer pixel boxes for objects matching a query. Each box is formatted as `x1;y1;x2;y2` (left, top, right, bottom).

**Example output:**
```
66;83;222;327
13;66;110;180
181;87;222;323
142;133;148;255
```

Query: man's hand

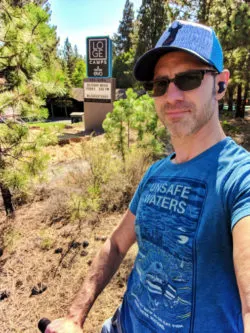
45;318;82;333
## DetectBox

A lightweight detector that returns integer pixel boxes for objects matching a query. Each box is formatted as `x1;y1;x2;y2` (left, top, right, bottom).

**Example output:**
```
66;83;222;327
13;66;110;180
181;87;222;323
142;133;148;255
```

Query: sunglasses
144;69;218;97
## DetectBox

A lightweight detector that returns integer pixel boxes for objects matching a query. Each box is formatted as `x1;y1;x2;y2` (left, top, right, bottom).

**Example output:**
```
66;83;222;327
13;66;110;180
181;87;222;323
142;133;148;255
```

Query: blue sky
48;0;142;57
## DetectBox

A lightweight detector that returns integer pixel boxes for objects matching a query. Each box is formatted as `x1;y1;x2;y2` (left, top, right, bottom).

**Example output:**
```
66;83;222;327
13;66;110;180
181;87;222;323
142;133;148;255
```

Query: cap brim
133;46;213;82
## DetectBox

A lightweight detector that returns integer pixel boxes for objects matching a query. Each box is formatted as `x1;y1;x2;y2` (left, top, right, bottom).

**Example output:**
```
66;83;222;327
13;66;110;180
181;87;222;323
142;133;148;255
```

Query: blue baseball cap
134;20;223;81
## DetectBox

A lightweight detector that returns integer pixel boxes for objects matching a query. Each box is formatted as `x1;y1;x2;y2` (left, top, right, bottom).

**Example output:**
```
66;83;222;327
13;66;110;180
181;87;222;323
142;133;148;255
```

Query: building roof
70;88;84;102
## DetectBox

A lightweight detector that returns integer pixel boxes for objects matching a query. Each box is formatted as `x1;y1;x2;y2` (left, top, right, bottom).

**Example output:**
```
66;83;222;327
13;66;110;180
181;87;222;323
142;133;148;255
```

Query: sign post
84;36;116;131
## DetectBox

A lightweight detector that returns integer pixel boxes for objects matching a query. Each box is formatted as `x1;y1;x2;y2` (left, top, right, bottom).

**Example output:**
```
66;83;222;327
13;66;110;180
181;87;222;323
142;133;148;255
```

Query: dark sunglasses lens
153;80;169;97
143;81;153;93
144;71;206;97
176;72;203;91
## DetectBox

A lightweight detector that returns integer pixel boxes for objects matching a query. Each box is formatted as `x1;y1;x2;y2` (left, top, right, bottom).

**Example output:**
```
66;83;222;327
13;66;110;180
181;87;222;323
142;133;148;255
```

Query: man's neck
171;121;226;164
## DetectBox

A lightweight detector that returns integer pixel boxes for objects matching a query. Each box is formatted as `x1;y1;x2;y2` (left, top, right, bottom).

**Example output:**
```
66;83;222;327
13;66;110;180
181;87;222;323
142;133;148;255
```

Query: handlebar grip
38;318;51;332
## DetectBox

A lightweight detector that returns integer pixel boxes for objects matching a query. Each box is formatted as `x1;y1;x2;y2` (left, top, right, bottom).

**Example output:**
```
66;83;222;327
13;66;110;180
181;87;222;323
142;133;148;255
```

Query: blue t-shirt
120;137;250;333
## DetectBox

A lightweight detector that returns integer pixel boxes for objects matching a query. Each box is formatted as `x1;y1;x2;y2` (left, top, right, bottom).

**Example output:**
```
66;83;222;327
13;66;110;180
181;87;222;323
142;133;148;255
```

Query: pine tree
63;38;75;82
0;0;66;215
135;0;169;59
61;38;86;87
206;0;250;117
165;0;212;22
113;0;134;55
71;58;86;87
112;49;136;88
7;0;49;8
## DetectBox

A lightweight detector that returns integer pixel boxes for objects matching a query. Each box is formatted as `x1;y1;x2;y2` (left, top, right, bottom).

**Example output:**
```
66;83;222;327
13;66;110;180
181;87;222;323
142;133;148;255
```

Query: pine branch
0;54;18;59
31;17;47;36
1;4;13;22
0;92;26;112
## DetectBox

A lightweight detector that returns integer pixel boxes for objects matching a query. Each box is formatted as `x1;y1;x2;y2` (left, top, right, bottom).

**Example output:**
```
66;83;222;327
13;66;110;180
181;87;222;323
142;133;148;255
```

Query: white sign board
84;82;112;100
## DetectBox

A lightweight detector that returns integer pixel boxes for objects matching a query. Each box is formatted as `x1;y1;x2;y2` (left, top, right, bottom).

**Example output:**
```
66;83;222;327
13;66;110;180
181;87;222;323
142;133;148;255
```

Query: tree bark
219;101;224;113
0;182;14;216
227;85;234;114
235;84;244;118
242;83;249;118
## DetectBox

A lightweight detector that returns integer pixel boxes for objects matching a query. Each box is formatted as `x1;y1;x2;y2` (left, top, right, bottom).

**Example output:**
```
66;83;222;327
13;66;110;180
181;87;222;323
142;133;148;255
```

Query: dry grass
0;134;144;333
0;200;137;333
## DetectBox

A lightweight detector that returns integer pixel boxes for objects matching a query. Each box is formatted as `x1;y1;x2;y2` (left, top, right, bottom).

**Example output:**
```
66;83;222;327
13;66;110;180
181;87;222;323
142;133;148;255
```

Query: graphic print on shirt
127;176;207;332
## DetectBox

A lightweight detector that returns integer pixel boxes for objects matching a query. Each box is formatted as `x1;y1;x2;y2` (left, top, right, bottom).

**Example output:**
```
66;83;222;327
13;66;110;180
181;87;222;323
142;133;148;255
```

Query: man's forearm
66;238;126;327
243;313;250;333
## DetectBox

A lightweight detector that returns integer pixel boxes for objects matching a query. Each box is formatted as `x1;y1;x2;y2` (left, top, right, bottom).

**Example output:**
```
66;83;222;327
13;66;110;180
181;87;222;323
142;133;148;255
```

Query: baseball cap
134;20;223;82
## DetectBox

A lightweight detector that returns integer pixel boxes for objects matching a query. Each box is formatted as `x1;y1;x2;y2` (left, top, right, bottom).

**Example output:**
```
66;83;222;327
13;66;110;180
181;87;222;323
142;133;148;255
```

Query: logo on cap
163;22;183;46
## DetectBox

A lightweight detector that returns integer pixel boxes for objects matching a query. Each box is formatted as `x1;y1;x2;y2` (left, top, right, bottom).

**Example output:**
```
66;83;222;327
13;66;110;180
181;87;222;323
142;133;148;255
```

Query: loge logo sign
89;39;107;61
87;37;112;78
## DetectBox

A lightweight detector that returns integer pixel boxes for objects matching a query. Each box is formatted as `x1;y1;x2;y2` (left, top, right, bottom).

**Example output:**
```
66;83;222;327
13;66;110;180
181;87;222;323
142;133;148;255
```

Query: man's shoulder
221;137;250;165
139;155;171;184
220;138;250;187
148;155;171;173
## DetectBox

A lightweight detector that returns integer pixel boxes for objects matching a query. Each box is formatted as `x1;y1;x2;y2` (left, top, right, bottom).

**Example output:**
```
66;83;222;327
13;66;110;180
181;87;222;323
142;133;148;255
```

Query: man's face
153;51;218;139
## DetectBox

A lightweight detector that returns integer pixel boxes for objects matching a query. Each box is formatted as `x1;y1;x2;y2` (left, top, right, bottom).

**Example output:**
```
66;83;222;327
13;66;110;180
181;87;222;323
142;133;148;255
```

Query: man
45;20;250;333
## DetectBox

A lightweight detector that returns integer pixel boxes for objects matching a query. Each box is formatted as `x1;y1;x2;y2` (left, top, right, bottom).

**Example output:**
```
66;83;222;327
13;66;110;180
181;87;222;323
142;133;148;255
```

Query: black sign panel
87;37;111;78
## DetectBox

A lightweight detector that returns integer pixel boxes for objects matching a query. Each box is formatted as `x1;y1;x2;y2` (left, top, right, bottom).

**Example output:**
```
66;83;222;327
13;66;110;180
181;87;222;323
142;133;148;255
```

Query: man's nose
163;82;184;104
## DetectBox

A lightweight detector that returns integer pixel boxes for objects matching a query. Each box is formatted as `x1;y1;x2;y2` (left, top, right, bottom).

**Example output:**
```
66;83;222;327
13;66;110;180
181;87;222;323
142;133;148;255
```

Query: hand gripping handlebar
38;318;51;333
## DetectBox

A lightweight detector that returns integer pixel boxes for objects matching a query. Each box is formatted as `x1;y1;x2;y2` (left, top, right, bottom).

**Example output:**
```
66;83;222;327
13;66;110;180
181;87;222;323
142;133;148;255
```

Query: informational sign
86;36;112;78
84;79;112;103
83;77;116;130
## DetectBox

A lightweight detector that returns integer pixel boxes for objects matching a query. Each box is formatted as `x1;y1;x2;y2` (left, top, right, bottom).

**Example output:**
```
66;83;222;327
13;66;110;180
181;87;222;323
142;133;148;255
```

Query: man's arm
45;209;136;333
232;215;250;333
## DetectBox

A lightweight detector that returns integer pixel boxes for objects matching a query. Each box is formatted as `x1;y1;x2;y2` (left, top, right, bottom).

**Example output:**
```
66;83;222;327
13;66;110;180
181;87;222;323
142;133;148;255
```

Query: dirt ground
223;111;250;151
0;200;137;333
0;114;249;333
0;125;137;333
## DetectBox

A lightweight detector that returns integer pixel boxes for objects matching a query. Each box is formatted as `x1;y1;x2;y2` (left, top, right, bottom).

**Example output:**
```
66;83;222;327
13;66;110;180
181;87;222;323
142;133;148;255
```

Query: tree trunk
227;85;234;114
51;102;54;118
235;84;244;118
219;101;224;113
198;0;213;23
241;83;249;118
127;121;130;149
0;182;14;216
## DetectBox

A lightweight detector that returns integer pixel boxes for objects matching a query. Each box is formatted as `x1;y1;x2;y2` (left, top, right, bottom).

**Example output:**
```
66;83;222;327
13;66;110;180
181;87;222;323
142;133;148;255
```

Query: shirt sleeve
229;163;250;230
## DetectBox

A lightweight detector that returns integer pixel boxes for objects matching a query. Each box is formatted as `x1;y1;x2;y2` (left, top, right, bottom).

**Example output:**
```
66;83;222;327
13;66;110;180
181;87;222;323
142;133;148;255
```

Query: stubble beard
158;97;216;139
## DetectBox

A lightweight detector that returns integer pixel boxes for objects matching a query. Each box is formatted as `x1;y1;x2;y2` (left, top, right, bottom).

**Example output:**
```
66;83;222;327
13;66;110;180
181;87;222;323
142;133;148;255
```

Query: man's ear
216;69;230;100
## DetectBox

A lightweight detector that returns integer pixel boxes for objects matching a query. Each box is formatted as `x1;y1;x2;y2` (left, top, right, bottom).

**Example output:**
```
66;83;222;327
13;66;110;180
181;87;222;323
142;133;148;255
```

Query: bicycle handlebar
38;318;51;333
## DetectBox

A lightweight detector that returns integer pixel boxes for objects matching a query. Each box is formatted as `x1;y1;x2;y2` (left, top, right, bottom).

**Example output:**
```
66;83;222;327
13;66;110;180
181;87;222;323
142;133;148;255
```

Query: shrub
39;229;55;250
65;138;159;222
3;228;22;252
222;120;240;134
103;88;168;164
